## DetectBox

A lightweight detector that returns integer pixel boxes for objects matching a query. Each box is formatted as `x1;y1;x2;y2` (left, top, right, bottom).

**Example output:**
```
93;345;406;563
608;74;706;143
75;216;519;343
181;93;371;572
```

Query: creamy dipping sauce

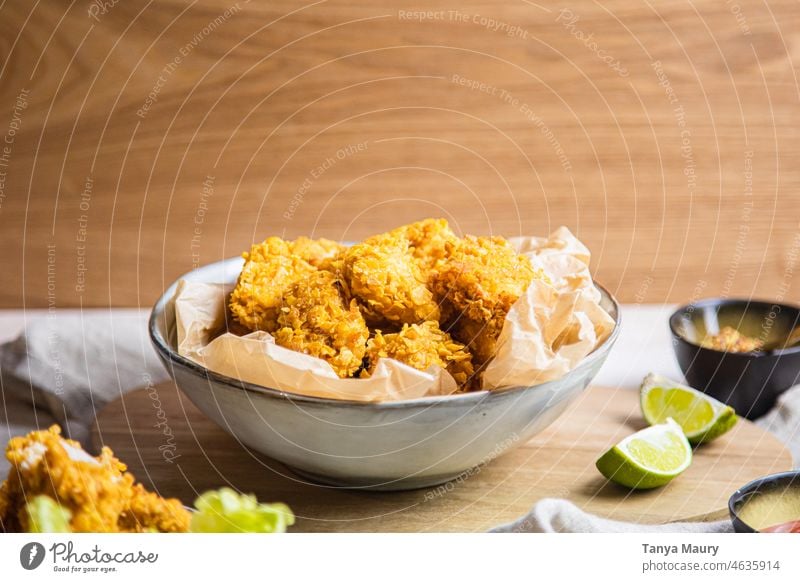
737;487;800;532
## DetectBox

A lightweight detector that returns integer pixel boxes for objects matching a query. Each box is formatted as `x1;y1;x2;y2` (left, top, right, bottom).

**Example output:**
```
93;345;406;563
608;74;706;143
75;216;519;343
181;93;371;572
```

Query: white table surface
0;305;682;390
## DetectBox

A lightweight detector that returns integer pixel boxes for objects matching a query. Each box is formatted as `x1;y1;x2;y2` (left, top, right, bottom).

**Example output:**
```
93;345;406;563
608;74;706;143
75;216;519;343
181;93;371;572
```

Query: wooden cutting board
91;382;791;532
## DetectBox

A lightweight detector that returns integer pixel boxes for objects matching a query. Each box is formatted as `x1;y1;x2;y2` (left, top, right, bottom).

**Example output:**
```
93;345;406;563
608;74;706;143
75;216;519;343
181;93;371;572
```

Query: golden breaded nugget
433;235;536;321
229;237;317;333
0;479;11;531
344;233;440;327
365;321;474;387
433;235;542;365
0;426;189;533
445;316;501;370
119;484;192;533
227;225;546;377
386;218;458;275
272;270;369;378
290;236;344;268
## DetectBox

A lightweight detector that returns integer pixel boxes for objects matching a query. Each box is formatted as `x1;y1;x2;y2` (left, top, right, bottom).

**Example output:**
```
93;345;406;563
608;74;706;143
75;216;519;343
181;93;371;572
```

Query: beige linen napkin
490;498;734;533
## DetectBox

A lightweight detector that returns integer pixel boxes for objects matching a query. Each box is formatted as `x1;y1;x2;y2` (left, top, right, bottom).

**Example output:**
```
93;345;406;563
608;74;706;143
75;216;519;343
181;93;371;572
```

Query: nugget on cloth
343;233;440;327
272;270;369;378
433;235;542;365
365;321;475;387
229;237;317;333
387;218;459;276
0;426;189;533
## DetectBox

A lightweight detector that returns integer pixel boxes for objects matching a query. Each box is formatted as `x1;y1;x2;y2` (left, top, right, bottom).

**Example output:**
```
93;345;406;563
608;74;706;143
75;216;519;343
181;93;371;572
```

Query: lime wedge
596;418;692;489
640;373;737;445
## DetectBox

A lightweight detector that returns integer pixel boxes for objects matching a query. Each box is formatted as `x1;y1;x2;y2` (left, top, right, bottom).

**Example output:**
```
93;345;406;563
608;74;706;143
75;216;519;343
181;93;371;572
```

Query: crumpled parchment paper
169;227;615;402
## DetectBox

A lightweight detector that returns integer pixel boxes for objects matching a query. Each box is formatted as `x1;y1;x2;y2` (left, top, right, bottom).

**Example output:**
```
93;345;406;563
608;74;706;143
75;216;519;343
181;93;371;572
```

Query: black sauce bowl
669;298;800;419
729;471;800;533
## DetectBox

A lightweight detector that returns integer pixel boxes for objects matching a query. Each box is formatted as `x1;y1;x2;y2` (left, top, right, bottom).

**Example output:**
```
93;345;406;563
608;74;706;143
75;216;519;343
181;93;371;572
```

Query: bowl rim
728;469;800;532
149;257;621;408
668;297;800;358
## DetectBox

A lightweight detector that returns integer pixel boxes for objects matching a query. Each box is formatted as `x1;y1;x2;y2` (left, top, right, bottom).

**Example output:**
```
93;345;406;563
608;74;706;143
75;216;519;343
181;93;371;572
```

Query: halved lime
596;418;692;489
640;373;737;445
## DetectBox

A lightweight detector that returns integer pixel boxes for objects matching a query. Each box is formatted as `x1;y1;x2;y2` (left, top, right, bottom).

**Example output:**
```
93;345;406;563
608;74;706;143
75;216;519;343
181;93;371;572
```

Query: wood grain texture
91;382;791;532
0;1;798;307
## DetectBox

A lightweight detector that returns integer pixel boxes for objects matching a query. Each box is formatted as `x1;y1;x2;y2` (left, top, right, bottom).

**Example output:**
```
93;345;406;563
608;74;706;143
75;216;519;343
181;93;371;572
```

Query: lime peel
640;373;737;445
596;418;692;490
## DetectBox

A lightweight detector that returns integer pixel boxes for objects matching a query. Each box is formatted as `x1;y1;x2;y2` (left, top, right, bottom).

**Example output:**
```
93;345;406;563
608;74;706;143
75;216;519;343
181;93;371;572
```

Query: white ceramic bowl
149;257;620;490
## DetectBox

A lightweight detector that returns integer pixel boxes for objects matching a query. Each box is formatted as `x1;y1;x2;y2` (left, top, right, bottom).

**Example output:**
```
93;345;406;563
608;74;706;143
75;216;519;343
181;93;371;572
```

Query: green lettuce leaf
25;495;72;533
190;487;294;533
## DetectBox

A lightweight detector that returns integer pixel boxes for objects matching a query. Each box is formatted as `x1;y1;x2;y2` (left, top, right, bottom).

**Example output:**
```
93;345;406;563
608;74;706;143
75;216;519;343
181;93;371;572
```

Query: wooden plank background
0;0;797;307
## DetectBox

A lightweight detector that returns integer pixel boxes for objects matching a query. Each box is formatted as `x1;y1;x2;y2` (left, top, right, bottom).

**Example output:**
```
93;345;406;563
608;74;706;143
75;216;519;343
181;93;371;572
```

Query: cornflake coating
0;479;10;530
365;321;474;387
227;224;544;379
433;235;542;365
344;233;440;327
0;426;190;533
386;218;459;275
447;316;501;369
272;270;369;378
120;484;191;533
290;236;344;268
229;237;317;333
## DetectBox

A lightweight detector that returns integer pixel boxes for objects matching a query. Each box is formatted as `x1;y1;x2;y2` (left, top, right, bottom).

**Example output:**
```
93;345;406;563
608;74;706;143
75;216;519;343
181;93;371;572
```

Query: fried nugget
343;233;440;327
0;479;11;531
289;236;344;269
433;235;542;365
119;484;191;533
445;316;501;370
365;321;474;387
386;218;459;275
272;270;369;378
229;237;317;333
0;426;190;533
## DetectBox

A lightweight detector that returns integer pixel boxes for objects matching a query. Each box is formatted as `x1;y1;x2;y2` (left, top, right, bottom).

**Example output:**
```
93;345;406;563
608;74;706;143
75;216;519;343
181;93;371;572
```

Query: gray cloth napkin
0;310;168;470
1;311;798;533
